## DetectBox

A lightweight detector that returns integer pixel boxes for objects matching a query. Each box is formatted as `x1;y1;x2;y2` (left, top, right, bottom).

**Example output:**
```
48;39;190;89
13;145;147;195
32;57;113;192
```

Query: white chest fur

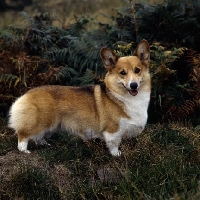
115;91;150;138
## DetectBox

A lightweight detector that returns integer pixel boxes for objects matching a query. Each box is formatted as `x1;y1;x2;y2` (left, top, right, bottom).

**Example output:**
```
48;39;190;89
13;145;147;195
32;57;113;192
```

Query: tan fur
8;39;151;156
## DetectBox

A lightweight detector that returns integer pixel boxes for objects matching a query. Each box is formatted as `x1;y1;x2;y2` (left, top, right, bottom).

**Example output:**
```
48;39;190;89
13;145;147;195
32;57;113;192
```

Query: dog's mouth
128;89;138;96
122;84;138;96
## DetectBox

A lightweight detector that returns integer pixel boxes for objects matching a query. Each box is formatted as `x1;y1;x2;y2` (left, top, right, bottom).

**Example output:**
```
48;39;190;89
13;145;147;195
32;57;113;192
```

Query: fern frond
58;66;78;81
44;48;68;63
165;99;199;119
37;67;61;85
0;74;20;88
75;69;99;86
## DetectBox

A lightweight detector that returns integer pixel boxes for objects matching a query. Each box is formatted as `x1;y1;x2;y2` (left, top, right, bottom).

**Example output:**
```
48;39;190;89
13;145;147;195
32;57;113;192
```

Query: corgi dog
8;39;151;156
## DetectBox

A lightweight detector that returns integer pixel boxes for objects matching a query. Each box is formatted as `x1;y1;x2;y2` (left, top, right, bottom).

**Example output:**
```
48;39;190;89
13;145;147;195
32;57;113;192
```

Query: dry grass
1;117;200;199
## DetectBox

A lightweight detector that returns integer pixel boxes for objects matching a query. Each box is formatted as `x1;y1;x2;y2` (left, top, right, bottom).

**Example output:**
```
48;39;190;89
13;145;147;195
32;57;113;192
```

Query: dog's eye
134;67;141;74
120;70;127;75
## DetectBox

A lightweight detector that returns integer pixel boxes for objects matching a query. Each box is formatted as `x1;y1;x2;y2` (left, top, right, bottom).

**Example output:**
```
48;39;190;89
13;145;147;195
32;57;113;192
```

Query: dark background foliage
0;0;200;123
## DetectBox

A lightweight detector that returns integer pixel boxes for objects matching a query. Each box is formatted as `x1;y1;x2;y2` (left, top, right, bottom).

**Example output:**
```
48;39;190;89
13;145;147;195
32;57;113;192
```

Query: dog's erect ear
134;40;150;65
100;48;119;69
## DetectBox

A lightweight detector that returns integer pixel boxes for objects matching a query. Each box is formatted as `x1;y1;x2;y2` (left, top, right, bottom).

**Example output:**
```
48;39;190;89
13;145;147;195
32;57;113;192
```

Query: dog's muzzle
123;82;138;96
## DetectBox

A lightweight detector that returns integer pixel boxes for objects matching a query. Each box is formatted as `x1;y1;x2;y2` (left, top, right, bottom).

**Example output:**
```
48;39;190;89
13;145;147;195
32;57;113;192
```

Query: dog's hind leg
32;132;51;146
103;131;122;156
17;131;31;154
35;138;51;146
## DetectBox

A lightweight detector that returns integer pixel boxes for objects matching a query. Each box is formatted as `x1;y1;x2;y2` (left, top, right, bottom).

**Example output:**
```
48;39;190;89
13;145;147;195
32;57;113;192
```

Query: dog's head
101;40;150;96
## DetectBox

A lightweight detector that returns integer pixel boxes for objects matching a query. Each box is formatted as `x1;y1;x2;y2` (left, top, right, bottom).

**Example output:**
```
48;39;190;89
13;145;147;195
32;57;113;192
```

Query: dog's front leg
103;131;122;156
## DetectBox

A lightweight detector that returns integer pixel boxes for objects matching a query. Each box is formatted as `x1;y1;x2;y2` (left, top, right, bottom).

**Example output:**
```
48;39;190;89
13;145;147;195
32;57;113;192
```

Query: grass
1;166;61;199
1;117;200;199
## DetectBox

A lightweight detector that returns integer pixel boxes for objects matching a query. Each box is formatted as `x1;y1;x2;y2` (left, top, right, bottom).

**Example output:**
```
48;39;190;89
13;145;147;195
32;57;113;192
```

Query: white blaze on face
127;74;134;90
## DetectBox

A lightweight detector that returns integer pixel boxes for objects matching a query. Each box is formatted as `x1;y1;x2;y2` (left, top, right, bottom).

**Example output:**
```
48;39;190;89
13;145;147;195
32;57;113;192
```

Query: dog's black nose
130;82;138;90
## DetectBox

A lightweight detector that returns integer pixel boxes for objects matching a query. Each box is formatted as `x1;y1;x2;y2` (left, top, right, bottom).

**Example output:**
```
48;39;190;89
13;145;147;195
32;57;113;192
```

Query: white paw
18;141;30;153
110;148;121;157
18;148;31;154
23;150;31;154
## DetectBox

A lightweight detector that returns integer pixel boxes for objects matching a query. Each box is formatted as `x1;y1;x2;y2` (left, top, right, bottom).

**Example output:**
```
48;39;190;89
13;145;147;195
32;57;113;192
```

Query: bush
0;0;200;122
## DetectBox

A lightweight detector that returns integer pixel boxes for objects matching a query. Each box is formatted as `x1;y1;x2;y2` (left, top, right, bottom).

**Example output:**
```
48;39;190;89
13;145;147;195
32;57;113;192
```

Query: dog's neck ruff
108;88;150;110
106;88;126;106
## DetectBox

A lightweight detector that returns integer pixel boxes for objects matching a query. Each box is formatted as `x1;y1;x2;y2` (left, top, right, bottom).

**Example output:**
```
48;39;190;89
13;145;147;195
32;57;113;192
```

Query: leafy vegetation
0;0;200;121
0;0;200;199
